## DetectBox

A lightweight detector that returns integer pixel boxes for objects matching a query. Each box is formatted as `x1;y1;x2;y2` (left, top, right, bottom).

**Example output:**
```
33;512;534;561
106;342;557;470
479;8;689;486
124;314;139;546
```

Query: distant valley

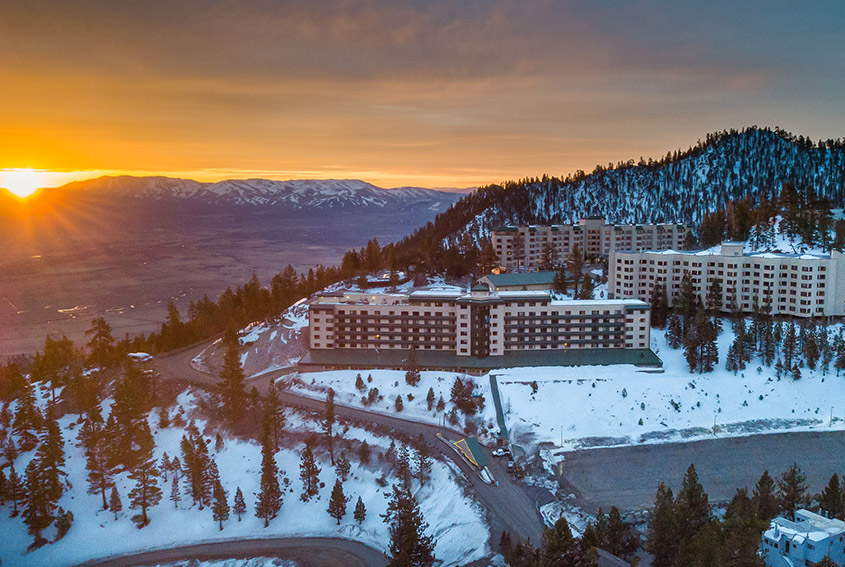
0;177;467;356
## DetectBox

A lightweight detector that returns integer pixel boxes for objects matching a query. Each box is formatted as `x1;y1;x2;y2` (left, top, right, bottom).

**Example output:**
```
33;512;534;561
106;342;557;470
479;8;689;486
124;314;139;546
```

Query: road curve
77;536;388;567
153;342;547;546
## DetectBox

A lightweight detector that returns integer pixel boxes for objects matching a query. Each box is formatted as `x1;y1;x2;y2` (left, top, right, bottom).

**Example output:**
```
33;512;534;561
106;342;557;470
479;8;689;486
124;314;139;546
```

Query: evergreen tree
675;464;710;541
212;479;229;530
414;440;432;488
752;470;779;524
7;466;24;517
255;421;283;527
396;445;411;489
541;516;582;566
0;468;6;506
650;283;669;328
335;452;351;482
13;380;42;449
384;485;435;567
233;486;246;521
354;495;367;524
218;329;247;423
647;482;678;567
85;316;116;368
359;440;371;464
324;388;336;465
264;386;286;452
722;488;762;567
22;460;53;544
553;264;568;294
566;243;585;297
666;313;684;349
783;322;797;368
778;463;809;520
299;443;321;502
577;273;594;299
395;394;404;412
170;474;181;509
435;396;445;412
818;473;843;520
355;373;365;391
327;479;348;524
37;402;66;503
128;421;162;528
675;271;698;334
79;404;114;510
426;388;435;411
55;507;74;540
706;278;724;315
405;347;421;386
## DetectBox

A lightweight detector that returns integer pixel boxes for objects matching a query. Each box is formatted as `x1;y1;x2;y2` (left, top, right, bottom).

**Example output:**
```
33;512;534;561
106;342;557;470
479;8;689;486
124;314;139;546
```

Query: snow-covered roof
764;509;845;544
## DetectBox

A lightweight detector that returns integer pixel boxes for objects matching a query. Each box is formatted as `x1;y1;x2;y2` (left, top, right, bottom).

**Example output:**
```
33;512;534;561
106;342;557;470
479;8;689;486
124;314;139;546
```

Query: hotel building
609;242;845;318
299;285;656;373
491;217;687;270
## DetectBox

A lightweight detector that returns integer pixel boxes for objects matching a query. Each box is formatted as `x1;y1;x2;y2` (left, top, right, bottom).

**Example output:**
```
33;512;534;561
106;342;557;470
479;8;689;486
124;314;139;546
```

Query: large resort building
609;242;845;318
299;285;657;373
492;217;687;270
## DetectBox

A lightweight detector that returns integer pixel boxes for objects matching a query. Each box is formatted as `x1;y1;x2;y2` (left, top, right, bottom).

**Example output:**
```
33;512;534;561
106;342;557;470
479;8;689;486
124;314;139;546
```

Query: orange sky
2;1;844;190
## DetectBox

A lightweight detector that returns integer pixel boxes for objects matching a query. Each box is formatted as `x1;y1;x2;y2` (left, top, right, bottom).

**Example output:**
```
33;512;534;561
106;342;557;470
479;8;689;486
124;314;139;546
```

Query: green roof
481;272;557;288
491;226;518;232
299;348;662;371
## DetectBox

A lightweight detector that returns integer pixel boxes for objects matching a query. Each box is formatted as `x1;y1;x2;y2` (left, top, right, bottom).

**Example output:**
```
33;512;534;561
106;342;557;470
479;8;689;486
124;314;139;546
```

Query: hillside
399;127;845;249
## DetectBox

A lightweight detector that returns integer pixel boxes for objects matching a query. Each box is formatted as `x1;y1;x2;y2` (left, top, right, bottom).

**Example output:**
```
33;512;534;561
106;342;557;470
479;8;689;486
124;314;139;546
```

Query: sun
1;168;44;198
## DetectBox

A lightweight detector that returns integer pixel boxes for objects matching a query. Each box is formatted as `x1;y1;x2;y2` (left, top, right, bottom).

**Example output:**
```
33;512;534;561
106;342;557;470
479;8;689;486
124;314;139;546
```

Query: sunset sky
2;1;844;190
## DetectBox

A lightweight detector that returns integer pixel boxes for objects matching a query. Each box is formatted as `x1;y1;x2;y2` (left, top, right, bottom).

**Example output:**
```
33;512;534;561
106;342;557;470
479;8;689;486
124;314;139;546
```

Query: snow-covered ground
284;369;497;437
485;327;845;453
0;390;489;567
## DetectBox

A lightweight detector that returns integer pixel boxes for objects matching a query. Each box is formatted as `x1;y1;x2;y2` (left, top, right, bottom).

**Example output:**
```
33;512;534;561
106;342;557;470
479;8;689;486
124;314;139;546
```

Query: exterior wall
309;290;651;357
609;245;845;318
492;219;686;270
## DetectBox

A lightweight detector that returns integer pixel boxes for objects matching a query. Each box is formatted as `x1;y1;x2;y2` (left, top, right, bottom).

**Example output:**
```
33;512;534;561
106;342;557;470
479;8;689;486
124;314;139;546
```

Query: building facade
609;242;845;318
304;286;653;371
491;217;687;270
762;509;845;567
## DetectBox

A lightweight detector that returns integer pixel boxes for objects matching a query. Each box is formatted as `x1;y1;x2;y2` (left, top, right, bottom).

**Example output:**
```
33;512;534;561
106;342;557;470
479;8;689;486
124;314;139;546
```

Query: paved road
559;430;845;513
154;342;546;547
78;536;388;567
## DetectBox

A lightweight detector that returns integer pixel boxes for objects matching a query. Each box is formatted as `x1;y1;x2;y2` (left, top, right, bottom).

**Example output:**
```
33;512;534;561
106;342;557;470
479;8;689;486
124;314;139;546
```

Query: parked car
506;460;515;471
492;448;510;457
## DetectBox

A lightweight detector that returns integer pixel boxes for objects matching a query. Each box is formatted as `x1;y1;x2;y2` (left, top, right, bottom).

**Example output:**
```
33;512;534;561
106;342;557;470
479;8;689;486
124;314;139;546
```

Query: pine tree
395;394;404;412
324;388;335;466
650;283;669;328
783;322;797;368
233;486;246;521
85;316;115;368
22;460;53;544
435;396;445;412
128;421;162;528
335;452;351;482
567;243;584;297
426;388;435;411
359;440;371;464
414;440;432;488
818;473;843;520
327;479;348;525
405;346;421;386
264;386;286;452
255;421;282;527
354;496;366;524
55;507;74;540
553;264;568;294
212;479;229;530
778;463;809;521
8;466;24;517
170;474;181;509
37;402;66;503
396;444;411;489
722;488;762;567
541;516;582;566
218;329;246;423
752;470;779;524
666;313;684;349
79;403;114;510
647;482;678;567
675;271;698;334
0;468;7;506
675;464;710;541
384;485;435;567
299;443;321;502
355;373;365;391
13;380;42;449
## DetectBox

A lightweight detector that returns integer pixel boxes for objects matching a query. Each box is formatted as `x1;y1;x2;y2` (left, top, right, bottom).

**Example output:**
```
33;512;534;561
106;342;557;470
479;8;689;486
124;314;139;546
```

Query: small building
761;509;845;567
477;271;557;292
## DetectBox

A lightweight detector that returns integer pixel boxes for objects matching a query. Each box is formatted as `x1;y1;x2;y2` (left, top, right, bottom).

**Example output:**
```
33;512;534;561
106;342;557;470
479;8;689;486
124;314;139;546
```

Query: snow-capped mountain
51;176;465;211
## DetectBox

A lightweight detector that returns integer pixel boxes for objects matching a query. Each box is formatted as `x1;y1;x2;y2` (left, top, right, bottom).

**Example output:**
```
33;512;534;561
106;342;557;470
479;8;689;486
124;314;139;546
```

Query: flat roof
481;272;557;287
612;245;832;260
299;348;662;370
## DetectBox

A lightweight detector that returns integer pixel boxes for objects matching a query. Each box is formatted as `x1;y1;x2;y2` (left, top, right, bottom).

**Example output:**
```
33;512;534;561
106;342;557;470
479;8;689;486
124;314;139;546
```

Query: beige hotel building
609;242;845;318
492;217;687;270
299;285;657;373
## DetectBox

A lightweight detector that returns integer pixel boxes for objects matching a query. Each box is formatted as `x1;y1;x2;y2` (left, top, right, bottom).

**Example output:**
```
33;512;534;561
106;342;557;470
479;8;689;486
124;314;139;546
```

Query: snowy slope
0;390;489;567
